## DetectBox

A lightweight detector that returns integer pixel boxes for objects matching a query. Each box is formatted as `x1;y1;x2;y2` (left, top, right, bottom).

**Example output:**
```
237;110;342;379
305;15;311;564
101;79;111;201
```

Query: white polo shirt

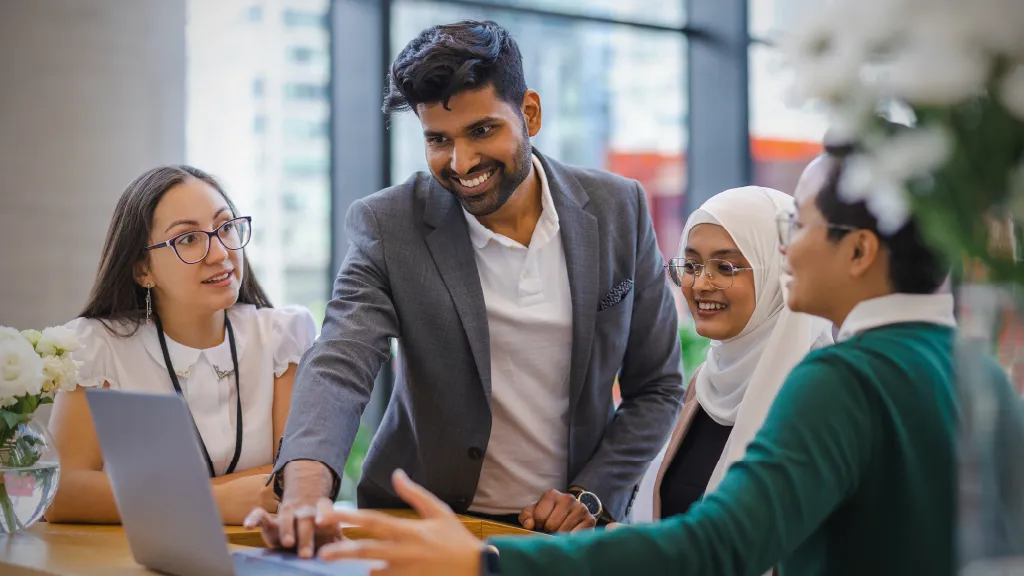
464;154;574;515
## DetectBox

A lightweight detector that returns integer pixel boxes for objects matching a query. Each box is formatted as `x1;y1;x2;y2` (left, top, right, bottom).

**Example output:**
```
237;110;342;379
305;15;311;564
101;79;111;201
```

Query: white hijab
683;186;835;492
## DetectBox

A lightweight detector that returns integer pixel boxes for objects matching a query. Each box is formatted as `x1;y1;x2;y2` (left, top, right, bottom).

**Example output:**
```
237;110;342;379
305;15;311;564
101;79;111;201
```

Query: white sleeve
269;306;317;378
63;317;119;389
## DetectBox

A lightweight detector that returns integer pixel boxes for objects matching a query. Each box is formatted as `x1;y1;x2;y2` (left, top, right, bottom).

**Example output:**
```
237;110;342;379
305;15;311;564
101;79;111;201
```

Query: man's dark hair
383;20;528;114
816;140;948;294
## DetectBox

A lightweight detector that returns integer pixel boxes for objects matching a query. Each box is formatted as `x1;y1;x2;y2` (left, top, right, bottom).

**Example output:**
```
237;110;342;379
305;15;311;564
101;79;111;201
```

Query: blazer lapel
423;179;493;403
539;152;599;415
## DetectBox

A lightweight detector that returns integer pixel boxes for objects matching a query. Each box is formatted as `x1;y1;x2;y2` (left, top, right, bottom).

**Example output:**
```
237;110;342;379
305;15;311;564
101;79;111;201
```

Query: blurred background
0;0;823;501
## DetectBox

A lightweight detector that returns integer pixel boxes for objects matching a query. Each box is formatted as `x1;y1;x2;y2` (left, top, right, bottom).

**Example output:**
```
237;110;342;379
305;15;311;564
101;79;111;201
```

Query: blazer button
468;447;484;461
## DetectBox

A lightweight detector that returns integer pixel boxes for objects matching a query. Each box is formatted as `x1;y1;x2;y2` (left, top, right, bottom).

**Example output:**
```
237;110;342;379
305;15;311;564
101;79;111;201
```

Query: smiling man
246;19;683;555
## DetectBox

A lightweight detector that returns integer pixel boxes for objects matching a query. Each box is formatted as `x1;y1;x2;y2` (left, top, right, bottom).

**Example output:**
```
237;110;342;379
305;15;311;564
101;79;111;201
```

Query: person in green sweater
310;142;966;576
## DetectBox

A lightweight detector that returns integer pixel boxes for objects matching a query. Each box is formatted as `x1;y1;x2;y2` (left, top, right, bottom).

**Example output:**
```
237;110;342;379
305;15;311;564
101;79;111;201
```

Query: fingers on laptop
295;512;317;558
244;508;282;548
245;498;342;554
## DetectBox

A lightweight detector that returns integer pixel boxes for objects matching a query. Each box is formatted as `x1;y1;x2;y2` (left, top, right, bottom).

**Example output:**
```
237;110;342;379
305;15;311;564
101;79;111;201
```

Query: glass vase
0;415;60;534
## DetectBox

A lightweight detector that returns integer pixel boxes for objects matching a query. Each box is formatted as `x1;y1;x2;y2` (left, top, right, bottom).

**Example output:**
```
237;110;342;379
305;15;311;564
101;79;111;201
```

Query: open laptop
85;388;379;576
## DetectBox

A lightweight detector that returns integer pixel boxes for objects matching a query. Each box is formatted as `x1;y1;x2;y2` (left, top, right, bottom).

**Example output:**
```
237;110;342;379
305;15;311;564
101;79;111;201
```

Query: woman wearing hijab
641;186;833;522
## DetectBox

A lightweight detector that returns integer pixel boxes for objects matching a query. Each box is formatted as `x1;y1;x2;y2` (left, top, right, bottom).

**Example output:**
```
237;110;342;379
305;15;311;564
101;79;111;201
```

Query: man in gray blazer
249;20;682;555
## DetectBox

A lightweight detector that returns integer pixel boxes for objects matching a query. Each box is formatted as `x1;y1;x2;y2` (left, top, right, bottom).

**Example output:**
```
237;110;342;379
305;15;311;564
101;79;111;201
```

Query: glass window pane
748;0;822;42
748;44;827;194
468;0;684;28
186;0;331;326
391;0;688;268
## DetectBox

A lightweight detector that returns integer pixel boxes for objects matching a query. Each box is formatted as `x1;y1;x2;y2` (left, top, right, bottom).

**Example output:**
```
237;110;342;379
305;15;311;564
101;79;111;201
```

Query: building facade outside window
186;0;332;327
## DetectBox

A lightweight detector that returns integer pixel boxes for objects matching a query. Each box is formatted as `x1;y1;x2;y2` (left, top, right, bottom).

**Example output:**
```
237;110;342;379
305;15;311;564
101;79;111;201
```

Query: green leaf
8;433;43;468
908;93;1024;286
13;395;38;416
37;396;54;406
0;410;25;430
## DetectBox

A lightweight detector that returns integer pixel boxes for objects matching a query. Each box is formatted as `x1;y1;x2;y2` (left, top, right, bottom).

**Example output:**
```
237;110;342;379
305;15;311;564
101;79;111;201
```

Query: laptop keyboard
232;550;375;575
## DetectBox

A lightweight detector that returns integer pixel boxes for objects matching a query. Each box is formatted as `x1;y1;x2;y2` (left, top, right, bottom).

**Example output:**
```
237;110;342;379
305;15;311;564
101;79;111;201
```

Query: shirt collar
142;309;247;375
837;293;957;342
463;154;558;249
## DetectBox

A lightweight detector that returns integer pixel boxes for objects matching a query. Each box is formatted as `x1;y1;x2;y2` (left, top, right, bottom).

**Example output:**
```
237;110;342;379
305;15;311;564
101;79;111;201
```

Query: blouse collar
141;309;247;376
837;293;956;342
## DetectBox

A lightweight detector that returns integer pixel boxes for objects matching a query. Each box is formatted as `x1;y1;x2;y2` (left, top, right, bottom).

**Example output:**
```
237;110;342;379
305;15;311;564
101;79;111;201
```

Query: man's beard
440;130;532;217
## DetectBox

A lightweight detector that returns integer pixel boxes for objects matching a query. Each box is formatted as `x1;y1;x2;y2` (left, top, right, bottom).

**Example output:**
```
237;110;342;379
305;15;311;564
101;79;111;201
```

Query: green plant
679;322;711;383
336;423;372;503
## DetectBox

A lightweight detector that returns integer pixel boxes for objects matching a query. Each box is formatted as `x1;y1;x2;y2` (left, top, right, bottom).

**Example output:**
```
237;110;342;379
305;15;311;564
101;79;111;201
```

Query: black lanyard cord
153;310;243;478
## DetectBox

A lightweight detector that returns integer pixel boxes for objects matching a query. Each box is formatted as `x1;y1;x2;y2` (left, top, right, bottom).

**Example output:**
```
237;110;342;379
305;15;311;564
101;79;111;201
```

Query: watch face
578;492;601;516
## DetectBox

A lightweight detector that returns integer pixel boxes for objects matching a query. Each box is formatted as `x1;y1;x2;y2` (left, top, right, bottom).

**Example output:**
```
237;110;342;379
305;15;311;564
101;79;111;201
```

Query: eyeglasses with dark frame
144;216;252;265
665;257;754;290
775;211;860;250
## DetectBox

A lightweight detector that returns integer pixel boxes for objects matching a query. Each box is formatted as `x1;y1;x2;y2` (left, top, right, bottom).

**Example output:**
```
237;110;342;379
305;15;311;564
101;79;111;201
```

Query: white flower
1000;64;1024;122
41;356;63;394
786;37;867;104
20;329;42;348
866;185;913;236
876;125;953;182
0;336;45;408
0;327;22;342
781;0;913;105
823;93;879;143
41;354;84;394
35;326;82;356
965;0;1024;58
840;155;912;234
837;153;879;203
873;14;989;107
837;126;951;234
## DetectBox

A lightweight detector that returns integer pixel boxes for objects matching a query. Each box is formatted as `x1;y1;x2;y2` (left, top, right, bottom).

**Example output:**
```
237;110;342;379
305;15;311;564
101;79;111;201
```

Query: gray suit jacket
274;151;683;520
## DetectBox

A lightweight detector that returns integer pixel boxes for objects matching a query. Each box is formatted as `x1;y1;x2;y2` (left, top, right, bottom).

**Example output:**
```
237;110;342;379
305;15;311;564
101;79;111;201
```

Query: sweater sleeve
492;355;876;576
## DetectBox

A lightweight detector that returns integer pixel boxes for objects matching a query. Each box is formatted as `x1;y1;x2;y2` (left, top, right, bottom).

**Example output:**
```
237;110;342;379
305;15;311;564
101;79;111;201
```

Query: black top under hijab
659;405;733;518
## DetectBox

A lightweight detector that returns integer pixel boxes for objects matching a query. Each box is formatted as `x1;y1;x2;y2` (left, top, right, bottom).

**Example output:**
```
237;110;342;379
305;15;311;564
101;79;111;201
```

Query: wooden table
0;512;534;575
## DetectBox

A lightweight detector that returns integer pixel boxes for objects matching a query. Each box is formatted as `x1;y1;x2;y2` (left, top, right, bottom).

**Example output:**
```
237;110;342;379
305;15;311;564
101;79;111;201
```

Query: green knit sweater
493;322;960;576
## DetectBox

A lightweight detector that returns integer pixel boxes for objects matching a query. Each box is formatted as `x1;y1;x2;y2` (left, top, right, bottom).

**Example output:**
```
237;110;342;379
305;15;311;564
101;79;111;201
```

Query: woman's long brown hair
79;165;272;336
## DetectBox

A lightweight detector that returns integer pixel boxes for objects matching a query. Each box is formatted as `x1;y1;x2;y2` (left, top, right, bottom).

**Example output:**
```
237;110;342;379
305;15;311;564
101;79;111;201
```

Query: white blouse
64;304;316;476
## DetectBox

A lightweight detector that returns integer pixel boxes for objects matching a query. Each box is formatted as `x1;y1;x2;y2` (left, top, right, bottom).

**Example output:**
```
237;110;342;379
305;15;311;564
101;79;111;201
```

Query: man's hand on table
518;489;597;533
215;474;279;525
317;469;484;576
243;460;341;558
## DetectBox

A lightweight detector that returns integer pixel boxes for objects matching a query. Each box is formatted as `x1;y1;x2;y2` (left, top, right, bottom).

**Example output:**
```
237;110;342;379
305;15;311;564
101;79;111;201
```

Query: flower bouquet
0;326;86;534
781;0;1024;277
782;0;1024;567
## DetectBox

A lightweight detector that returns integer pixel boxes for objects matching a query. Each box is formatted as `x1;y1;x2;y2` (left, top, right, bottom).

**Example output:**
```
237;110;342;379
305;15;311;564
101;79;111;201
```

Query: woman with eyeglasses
44;165;316;525
632;185;833;524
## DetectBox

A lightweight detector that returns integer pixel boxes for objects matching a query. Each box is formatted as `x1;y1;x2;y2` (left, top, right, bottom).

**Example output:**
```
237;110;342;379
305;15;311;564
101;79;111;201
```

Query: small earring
145;284;152;321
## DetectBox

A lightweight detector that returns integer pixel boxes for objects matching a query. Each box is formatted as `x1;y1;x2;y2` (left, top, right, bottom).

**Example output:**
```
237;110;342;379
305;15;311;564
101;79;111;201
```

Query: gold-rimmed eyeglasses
665;257;753;290
774;211;860;250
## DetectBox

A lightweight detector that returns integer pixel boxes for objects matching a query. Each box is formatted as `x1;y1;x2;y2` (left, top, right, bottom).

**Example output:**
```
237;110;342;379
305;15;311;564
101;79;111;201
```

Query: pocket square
599;278;634;311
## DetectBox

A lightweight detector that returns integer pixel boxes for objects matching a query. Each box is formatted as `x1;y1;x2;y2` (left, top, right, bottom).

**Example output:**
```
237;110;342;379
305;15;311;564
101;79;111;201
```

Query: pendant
175;365;195;380
213;365;235;380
